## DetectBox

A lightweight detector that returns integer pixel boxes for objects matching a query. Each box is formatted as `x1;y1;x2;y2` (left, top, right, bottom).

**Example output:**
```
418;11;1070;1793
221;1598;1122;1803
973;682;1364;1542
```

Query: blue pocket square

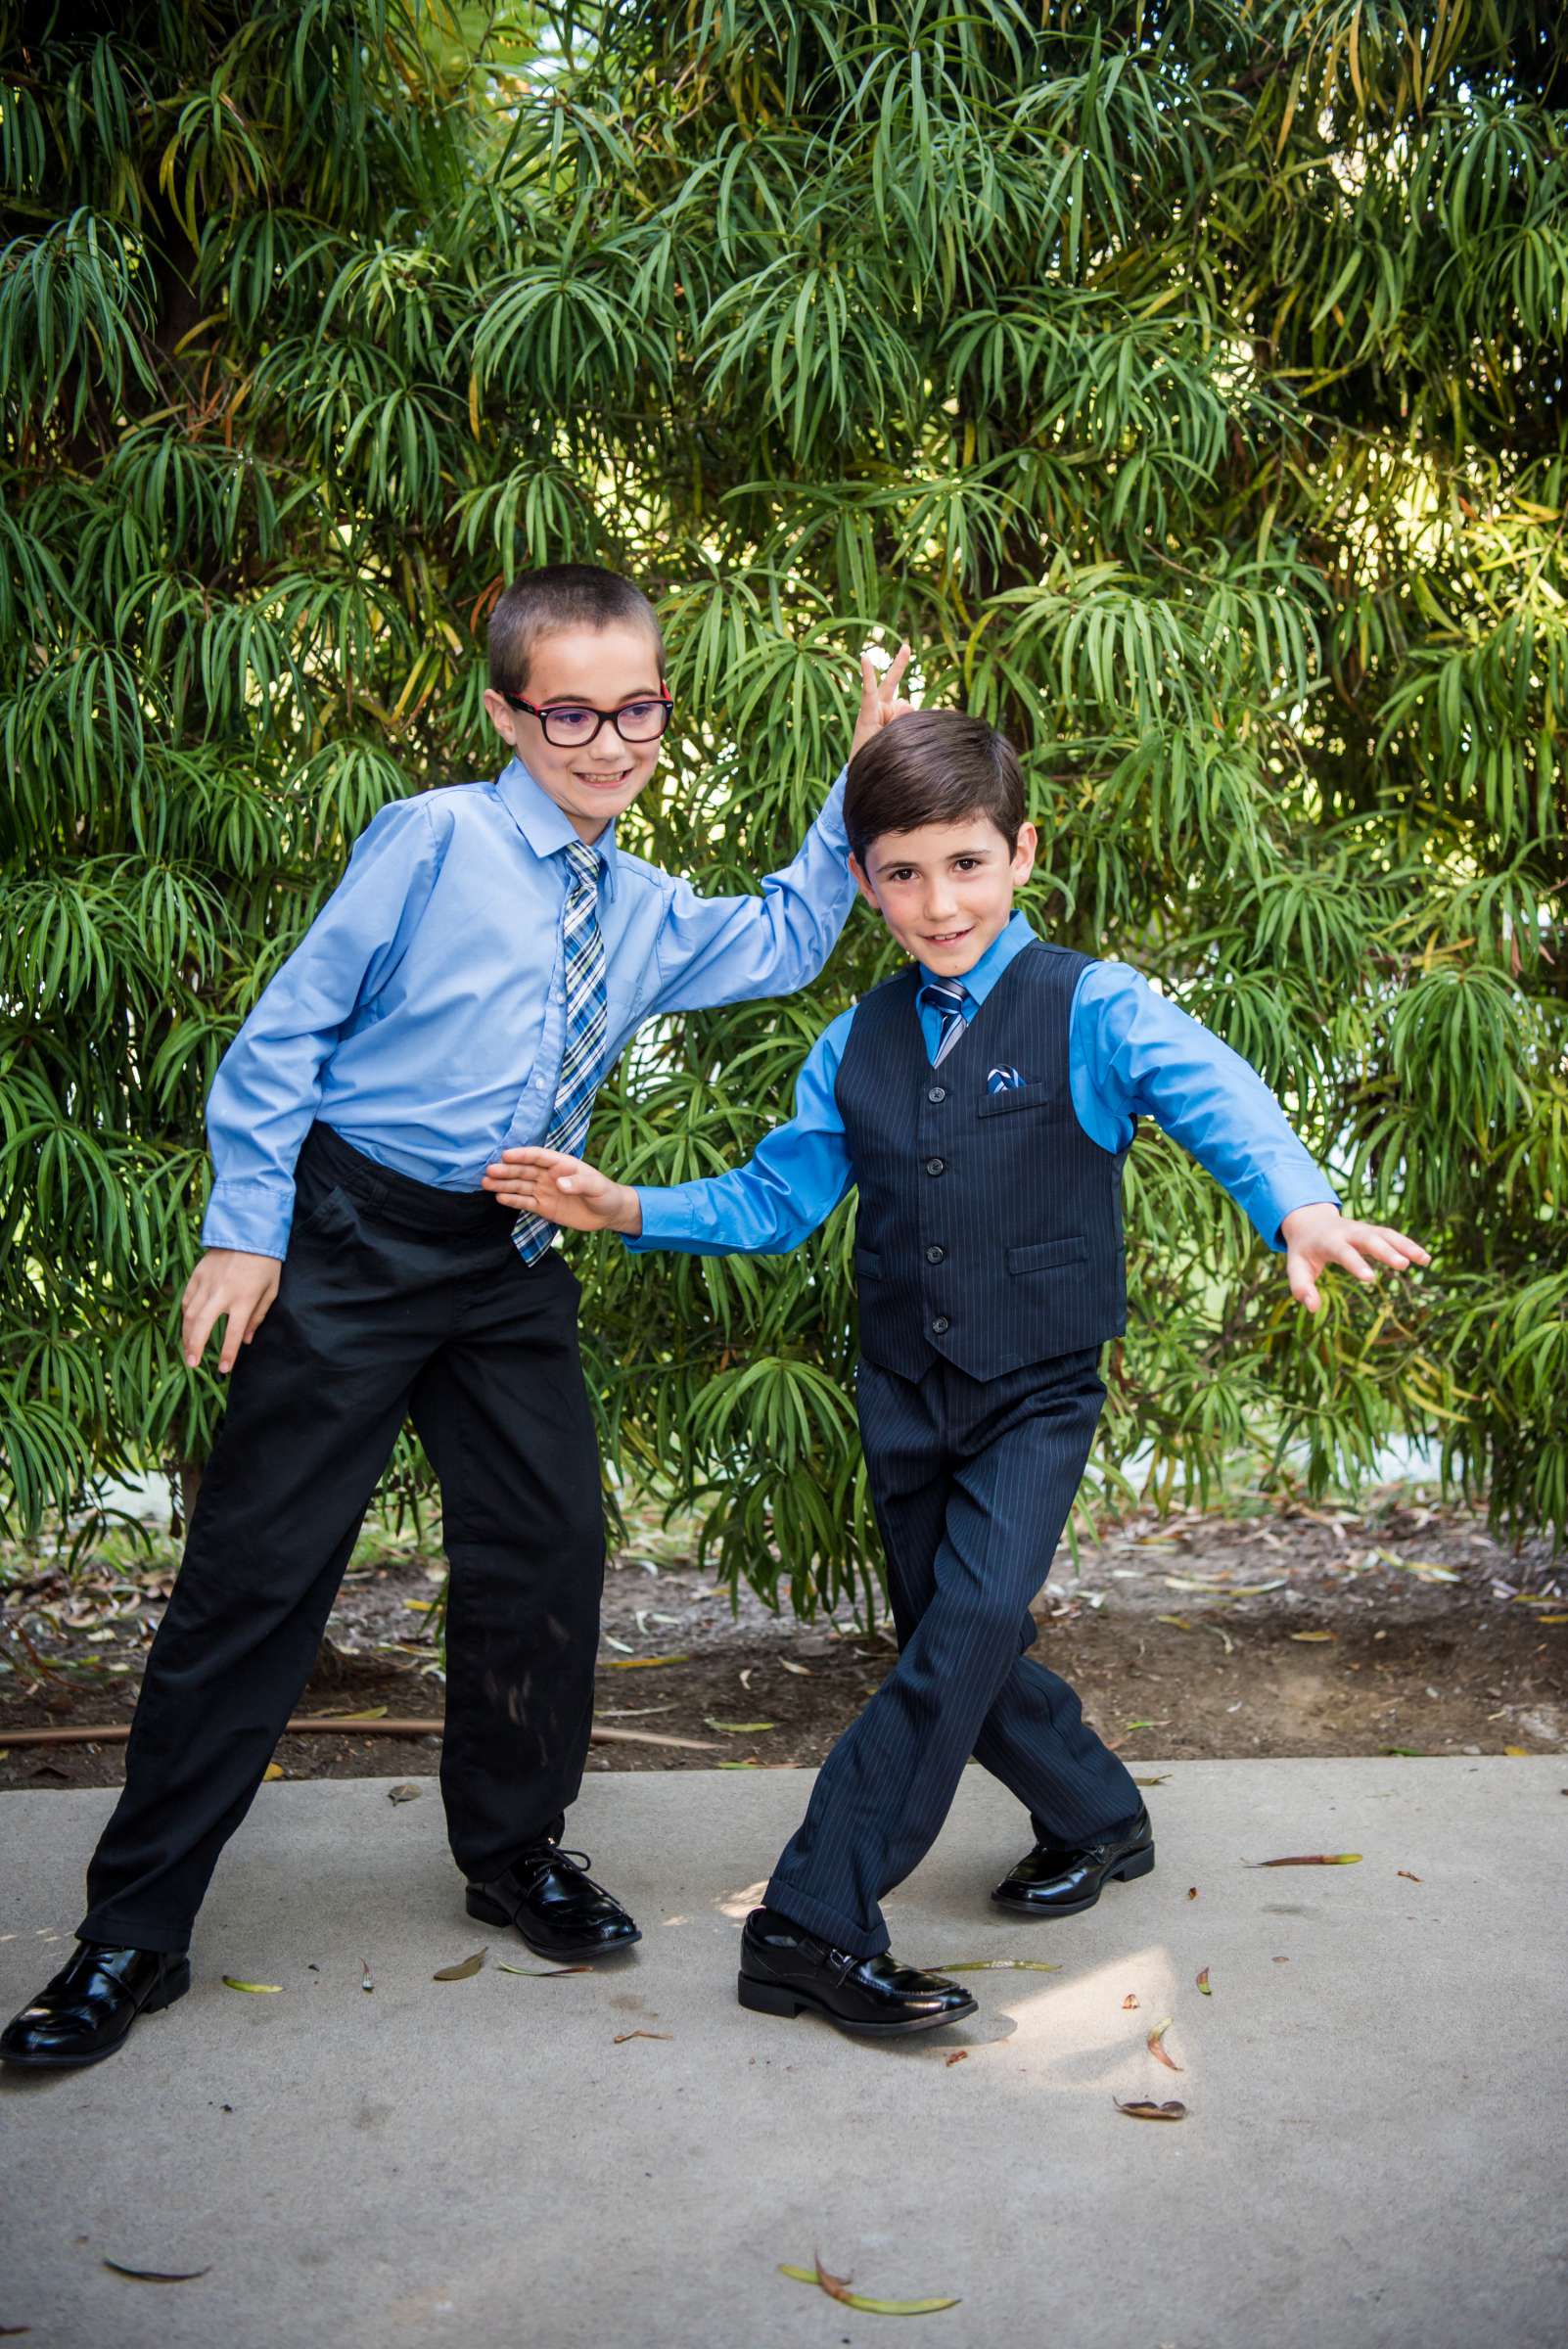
986;1065;1026;1093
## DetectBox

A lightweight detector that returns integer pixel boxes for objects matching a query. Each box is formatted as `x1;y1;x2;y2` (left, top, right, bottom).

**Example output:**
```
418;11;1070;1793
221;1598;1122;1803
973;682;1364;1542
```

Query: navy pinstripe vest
836;940;1131;1381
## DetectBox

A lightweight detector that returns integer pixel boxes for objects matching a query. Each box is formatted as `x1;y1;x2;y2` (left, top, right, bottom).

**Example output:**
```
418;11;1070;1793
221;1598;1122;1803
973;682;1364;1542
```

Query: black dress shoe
0;1942;191;2071
738;1907;977;2038
991;1803;1155;1917
466;1843;640;1959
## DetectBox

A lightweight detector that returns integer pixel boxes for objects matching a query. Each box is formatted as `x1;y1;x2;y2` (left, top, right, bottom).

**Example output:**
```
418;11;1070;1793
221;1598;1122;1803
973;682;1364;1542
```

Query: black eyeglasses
498;691;674;747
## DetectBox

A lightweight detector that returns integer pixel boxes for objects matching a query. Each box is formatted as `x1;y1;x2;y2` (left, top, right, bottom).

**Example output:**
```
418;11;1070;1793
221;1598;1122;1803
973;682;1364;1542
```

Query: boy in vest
1;568;911;2072
483;707;1430;2038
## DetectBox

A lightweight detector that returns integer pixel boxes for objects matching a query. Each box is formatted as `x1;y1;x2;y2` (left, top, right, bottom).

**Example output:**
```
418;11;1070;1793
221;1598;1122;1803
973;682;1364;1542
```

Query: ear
847;852;881;912
1011;821;1038;886
483;687;523;749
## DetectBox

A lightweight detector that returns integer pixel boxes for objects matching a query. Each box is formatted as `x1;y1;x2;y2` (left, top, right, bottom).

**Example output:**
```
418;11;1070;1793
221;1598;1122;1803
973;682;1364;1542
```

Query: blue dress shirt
627;910;1337;1261
203;757;854;1257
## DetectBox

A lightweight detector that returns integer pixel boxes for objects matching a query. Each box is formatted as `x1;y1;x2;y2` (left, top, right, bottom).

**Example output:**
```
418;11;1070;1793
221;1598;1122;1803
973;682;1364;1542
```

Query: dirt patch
3;1488;1564;1792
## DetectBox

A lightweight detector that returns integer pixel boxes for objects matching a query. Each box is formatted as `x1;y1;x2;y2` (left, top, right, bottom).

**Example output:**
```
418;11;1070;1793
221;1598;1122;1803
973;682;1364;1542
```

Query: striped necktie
920;977;970;1067
512;837;609;1264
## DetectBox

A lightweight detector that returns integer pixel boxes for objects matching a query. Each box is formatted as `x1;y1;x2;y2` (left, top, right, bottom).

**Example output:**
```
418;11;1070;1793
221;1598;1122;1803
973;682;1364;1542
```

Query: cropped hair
844;708;1025;865
487;564;666;696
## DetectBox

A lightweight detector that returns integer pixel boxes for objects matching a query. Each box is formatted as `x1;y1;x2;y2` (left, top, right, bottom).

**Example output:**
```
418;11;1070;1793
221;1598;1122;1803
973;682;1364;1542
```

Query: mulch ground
3;1484;1564;1791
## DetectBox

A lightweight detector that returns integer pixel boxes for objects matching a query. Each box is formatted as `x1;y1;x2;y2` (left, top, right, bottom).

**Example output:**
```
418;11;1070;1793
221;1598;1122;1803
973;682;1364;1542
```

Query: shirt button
925;1157;945;1175
932;1315;950;1336
925;1245;945;1264
927;1085;945;1104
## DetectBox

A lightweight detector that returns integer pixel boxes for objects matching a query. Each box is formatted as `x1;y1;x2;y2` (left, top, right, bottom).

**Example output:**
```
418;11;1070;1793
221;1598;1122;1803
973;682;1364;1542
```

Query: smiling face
483;620;668;842
850;813;1038;975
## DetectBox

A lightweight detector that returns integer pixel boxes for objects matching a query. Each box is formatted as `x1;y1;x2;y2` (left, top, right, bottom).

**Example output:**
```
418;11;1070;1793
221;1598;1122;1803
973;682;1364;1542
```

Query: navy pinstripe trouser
764;1346;1143;1957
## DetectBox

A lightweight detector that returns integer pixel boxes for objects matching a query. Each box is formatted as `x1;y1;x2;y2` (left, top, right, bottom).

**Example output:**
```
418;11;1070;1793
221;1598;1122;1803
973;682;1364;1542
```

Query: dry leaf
1503;1745;1529;1756
704;1720;776;1733
1289;1631;1337;1642
1196;1966;1212;1995
1397;1870;1422;1883
387;1782;421;1803
495;1960;589;1976
1250;1853;1362;1867
945;2049;968;2066
220;1977;280;1995
602;1654;688;1671
361;1958;374;1995
1122;1993;1139;2009
934;1958;1062;1973
1133;1773;1169;1786
613;2029;671;2043
1537;1613;1568;1625
1186;1886;1198;1900
261;1761;284;1782
311;1704;389;1721
1146;2017;1182;2073
717;1759;760;1769
778;2255;961;2316
779;1660;812;1677
432;1948;486;1981
1113;2097;1186;2122
102;2260;210;2282
1155;1614;1193;1631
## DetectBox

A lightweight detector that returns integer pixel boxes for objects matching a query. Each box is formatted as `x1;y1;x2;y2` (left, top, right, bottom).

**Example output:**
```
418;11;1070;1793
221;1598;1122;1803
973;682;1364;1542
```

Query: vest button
932;1315;950;1335
925;1157;945;1175
925;1245;945;1264
927;1085;945;1103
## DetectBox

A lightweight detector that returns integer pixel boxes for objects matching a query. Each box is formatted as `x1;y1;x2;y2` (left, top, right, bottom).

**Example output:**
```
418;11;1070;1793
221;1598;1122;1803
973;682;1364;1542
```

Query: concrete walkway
2;1760;1563;2349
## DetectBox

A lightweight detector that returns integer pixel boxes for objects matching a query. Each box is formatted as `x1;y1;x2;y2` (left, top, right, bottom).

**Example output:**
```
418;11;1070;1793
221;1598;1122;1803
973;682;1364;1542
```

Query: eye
546;706;594;726
954;858;981;871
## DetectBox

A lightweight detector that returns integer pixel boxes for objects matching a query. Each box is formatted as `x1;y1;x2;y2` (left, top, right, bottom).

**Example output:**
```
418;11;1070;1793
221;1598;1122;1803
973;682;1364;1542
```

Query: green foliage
2;1;1565;1603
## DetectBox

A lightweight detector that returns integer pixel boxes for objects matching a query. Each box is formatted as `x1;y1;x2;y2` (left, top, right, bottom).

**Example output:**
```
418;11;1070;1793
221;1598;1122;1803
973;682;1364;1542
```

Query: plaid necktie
512;838;609;1264
920;977;970;1067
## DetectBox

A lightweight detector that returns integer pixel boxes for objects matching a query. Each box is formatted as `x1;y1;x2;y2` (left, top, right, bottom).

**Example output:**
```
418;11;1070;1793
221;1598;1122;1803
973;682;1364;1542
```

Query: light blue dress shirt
203;757;854;1257
627;910;1337;1260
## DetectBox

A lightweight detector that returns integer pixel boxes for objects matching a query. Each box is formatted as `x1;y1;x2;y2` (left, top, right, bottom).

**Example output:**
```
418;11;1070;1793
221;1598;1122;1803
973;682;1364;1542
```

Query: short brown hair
487;564;666;697
844;708;1024;865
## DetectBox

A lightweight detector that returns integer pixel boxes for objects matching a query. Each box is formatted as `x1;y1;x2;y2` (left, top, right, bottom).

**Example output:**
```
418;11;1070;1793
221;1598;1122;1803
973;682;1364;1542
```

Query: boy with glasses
1;566;907;2071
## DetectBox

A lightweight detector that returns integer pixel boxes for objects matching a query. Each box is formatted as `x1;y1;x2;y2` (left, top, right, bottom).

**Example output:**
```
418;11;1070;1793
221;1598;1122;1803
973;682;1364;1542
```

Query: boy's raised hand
1278;1203;1430;1315
850;638;913;764
483;1146;643;1237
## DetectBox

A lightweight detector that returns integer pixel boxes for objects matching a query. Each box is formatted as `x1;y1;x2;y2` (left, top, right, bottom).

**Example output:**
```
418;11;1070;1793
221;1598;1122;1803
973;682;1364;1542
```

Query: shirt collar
918;908;1036;1006
496;757;619;897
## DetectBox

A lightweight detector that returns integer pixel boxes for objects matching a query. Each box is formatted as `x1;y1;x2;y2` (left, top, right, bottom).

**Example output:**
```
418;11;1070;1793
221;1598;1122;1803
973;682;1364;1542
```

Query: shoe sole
990;1842;1156;1918
466;1888;642;1959
737;1972;979;2038
0;1959;192;2072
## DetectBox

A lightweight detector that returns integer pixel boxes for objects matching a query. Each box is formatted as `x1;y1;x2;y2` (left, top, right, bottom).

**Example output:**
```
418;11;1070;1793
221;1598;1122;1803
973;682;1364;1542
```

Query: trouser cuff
762;1873;889;1960
75;1910;192;1956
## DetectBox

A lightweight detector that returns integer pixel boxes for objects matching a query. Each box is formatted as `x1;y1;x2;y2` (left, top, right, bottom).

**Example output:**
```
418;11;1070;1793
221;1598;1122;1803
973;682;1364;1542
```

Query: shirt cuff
621;1185;702;1254
1236;1165;1340;1253
201;1178;296;1260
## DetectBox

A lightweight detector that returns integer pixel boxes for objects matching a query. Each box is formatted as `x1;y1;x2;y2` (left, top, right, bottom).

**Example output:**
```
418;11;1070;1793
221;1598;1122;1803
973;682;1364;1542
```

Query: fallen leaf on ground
102;2260;210;2282
1250;1853;1362;1867
1537;1614;1568;1625
779;1660;813;1677
1289;1631;1337;1642
1396;1560;1462;1582
1133;1774;1169;1786
704;1720;776;1733
495;1961;589;1977
1147;2017;1182;2073
717;1759;760;1769
1113;2097;1186;2122
1398;1870;1422;1883
1155;1614;1193;1631
311;1705;389;1721
387;1783;421;1803
361;1959;374;1995
613;2030;671;2043
779;2254;961;2316
1122;1993;1139;2009
934;1958;1062;1973
261;1763;284;1781
945;2050;967;2066
432;1948;486;1981
1196;1967;1212;1995
220;1977;280;1995
1186;1886;1198;1900
602;1654;688;1671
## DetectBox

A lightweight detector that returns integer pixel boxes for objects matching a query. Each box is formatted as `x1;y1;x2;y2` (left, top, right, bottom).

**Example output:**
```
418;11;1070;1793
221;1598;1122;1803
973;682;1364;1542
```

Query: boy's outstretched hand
850;638;913;763
484;1146;642;1236
1278;1203;1430;1314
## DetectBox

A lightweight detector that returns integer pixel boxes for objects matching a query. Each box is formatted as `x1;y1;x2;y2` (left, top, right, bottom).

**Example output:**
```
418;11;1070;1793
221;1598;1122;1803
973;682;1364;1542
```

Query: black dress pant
765;1347;1142;1958
79;1124;606;1952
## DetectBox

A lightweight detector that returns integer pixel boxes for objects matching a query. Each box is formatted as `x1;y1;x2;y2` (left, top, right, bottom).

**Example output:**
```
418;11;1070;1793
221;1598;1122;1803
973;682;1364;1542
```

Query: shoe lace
517;1843;593;1881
